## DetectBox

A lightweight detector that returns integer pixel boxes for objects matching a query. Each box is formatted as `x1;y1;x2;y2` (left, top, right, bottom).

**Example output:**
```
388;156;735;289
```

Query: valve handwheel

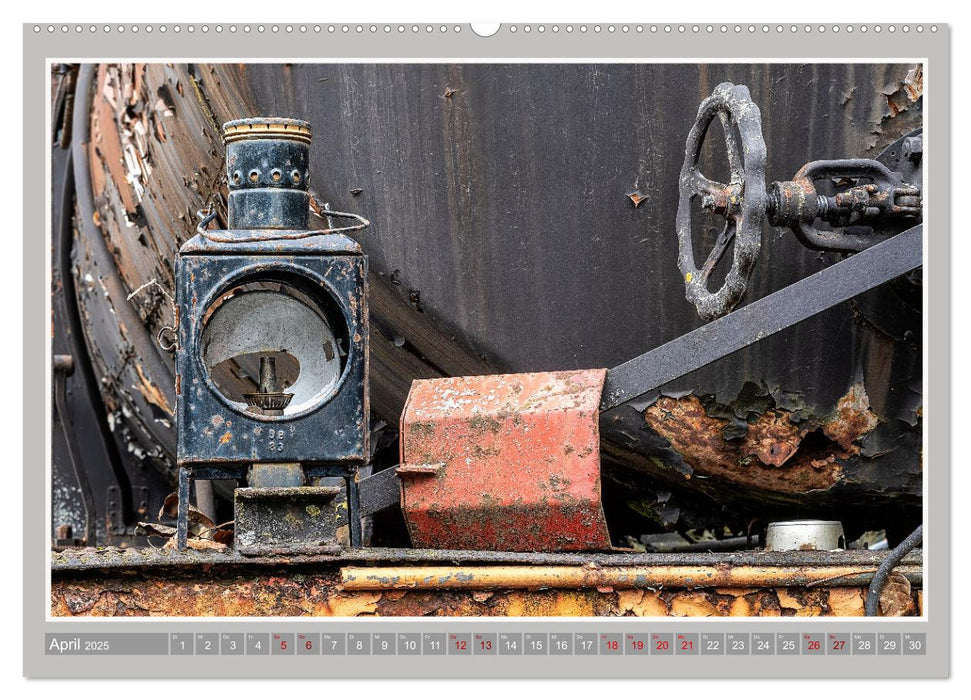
676;82;767;321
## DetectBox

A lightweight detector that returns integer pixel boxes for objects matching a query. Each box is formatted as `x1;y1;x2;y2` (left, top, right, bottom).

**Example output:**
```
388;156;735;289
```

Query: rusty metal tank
51;62;923;547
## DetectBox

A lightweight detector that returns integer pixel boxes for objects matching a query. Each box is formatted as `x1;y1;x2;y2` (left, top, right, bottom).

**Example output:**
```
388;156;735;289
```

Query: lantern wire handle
195;193;370;244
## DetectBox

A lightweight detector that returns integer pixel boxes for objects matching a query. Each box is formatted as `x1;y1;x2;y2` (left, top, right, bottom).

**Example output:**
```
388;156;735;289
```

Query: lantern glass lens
199;280;348;417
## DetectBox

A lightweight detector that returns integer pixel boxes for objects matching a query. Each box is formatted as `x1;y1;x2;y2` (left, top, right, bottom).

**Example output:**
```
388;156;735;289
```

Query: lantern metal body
174;118;369;552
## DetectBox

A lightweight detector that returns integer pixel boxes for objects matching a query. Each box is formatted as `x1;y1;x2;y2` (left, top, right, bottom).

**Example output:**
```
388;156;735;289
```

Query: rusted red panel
399;369;612;552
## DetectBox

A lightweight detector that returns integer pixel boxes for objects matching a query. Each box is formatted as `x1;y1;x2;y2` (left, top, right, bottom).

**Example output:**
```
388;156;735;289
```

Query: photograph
49;61;924;618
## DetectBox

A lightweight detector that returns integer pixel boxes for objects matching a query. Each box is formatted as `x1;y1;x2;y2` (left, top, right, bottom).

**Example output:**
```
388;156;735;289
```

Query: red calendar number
681;640;694;650
607;641;619;651
808;640;821;651
832;639;845;651
656;639;670;651
455;640;467;651
631;640;644;651
305;640;313;651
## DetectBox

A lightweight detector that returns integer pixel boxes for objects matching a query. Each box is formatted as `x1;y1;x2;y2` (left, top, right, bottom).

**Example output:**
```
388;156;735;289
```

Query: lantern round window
198;276;349;419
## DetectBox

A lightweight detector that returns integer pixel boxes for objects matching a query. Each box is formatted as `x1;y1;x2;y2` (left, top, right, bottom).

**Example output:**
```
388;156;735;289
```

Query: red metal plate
399;369;612;552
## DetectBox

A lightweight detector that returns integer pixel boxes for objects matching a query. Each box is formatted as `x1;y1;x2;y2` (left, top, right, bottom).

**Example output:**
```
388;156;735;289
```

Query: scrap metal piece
399;369;613;552
234;486;343;556
53;355;96;546
358;466;402;517
765;520;846;552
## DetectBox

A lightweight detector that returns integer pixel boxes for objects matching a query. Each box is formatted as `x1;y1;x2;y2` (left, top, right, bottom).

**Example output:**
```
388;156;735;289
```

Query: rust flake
822;383;879;451
741;410;807;467
643;395;844;493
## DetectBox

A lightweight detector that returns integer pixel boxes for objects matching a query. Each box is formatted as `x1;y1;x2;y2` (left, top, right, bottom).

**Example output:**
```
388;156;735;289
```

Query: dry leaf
163;537;227;551
135;522;176;538
212;529;234;546
158;492;216;529
879;572;915;617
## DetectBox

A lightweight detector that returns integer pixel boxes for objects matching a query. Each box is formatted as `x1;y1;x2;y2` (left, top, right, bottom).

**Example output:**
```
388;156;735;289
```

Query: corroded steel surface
399;370;612;551
640;383;884;495
51;566;922;617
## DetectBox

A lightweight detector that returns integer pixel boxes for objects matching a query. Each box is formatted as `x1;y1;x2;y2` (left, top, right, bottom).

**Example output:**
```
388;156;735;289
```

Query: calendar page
23;18;949;680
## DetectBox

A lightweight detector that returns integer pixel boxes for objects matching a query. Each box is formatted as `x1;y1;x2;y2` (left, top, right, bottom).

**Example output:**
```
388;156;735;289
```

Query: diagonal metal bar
600;225;922;411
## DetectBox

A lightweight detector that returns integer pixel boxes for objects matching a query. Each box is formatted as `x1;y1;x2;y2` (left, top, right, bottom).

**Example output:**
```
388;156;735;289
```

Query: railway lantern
174;117;369;553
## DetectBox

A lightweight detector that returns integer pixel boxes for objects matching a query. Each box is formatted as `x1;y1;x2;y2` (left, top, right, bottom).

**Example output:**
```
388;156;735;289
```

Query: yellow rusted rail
340;564;921;591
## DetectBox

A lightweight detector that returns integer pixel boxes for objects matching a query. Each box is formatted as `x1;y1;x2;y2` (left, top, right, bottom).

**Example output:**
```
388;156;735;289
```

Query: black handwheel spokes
676;82;767;321
700;219;737;281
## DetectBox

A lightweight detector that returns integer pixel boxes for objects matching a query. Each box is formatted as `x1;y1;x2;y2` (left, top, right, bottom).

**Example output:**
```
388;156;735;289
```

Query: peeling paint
134;363;174;417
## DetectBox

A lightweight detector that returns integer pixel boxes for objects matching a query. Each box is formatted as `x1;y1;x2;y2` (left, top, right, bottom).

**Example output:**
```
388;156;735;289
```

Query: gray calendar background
24;21;949;679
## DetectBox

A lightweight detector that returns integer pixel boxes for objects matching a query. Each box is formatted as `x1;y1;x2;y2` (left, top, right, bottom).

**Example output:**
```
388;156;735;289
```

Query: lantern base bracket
176;465;363;552
234;486;343;557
